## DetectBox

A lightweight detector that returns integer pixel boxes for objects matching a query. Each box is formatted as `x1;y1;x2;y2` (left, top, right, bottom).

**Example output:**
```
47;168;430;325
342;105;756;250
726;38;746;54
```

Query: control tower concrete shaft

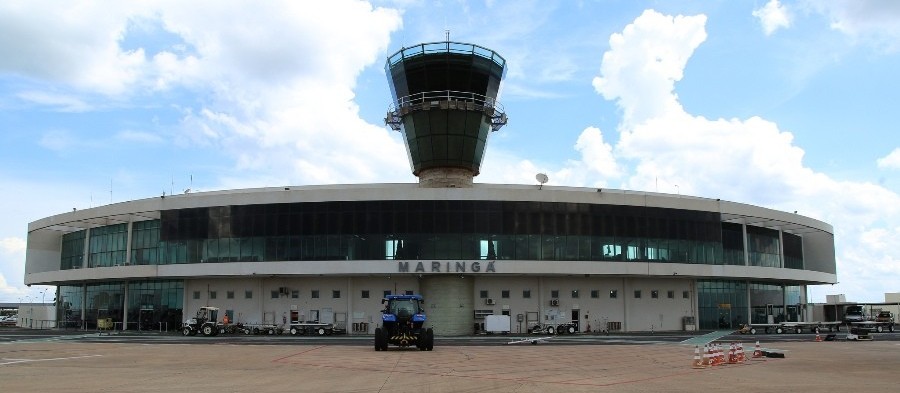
385;41;508;188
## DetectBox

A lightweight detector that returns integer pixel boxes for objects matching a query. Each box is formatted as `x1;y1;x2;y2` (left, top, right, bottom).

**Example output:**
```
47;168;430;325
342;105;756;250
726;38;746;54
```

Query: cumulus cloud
1;1;408;186
0;2;148;95
592;10;707;127
877;148;900;169
753;0;792;36
589;9;900;301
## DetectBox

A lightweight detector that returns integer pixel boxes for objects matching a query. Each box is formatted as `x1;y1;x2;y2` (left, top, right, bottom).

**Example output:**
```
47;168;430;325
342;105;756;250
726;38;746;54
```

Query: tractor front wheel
202;325;214;336
182;327;192;336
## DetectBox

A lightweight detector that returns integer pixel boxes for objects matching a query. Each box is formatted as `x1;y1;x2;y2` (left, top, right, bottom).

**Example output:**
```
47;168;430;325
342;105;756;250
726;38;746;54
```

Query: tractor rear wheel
425;328;434;351
374;327;387;351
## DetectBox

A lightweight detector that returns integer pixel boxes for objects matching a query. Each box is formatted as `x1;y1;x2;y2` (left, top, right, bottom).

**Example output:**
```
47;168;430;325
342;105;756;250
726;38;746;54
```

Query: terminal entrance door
571;309;580;332
717;304;732;329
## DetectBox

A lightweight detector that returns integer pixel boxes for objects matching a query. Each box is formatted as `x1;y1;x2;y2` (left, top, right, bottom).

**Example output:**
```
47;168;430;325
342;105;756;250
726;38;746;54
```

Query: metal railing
387;41;506;68
385;90;508;131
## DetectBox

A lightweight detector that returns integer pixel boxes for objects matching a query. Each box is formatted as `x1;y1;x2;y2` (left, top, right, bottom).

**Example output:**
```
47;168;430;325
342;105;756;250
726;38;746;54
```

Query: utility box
485;315;511;334
682;316;695;331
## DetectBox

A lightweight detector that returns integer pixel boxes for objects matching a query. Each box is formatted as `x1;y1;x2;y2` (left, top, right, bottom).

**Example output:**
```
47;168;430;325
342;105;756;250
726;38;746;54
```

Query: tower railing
385;90;507;132
386;41;506;68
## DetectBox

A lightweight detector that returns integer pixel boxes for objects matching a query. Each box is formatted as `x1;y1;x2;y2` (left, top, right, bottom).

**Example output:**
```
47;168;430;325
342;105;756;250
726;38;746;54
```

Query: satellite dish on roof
536;173;548;190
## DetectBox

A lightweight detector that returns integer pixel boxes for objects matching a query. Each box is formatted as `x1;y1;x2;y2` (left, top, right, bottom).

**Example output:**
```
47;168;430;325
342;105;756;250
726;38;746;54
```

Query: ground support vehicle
237;323;283;335
738;321;842;335
530;322;577;335
182;306;223;337
288;321;334;336
374;295;433;351
849;320;896;333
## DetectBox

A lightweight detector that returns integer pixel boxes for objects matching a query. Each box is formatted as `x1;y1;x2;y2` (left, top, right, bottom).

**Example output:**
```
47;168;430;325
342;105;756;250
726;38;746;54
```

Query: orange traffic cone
717;344;726;365
752;340;765;360
737;342;746;363
727;343;738;364
815;332;823;342
692;345;706;369
705;344;716;366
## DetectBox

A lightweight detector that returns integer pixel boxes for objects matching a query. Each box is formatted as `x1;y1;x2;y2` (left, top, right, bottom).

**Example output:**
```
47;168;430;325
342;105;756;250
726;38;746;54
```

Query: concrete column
742;223;749;266
420;275;474;336
123;281;129;330
125;221;133;265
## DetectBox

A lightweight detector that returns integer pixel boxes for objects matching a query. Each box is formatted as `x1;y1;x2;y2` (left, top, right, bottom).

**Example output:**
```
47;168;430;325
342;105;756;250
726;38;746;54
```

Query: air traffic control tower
385;41;508;188
385;42;508;335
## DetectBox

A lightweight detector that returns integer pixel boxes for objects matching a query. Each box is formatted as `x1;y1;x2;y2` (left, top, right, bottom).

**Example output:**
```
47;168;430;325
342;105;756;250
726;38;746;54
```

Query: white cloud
2;1;408;185
0;237;27;302
753;0;792;36
810;0;900;52
877;148;900;169
0;237;25;254
588;9;900;302
0;2;149;95
592;10;707;127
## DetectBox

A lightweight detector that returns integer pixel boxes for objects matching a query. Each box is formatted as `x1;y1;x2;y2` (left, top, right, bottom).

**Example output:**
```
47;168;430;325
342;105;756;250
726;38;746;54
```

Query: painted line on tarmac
271;345;328;363
0;354;103;366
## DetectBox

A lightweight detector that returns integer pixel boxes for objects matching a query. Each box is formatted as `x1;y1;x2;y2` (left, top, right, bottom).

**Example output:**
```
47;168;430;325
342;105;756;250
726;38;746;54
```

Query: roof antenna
445;29;450;42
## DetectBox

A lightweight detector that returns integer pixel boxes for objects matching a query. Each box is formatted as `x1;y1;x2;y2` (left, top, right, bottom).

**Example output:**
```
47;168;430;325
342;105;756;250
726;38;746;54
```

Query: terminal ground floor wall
57;275;809;335
182;276;695;335
55;277;808;334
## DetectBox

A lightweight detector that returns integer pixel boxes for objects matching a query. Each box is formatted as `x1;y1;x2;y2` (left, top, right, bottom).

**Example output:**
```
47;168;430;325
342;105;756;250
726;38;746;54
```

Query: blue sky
1;0;899;304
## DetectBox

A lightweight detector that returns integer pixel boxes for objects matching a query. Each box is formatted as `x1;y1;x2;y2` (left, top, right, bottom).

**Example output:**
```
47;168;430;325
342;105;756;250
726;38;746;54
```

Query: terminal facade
23;41;837;335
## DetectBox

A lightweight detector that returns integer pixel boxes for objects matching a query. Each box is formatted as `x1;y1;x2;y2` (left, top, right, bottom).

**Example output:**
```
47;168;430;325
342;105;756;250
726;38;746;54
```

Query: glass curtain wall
57;285;84;328
697;280;749;330
66;201;810;270
748;283;808;324
127;280;183;330
131;220;161;265
749;283;784;324
60;230;86;270
152;201;724;264
88;223;127;267
84;283;124;329
747;226;781;268
783;233;804;269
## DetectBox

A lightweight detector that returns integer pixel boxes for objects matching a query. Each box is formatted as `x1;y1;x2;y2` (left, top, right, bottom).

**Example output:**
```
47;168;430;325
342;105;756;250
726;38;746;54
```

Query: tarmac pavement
2;332;899;392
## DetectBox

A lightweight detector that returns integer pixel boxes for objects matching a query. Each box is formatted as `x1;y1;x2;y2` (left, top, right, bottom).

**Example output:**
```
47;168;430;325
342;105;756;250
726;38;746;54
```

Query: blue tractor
375;295;434;351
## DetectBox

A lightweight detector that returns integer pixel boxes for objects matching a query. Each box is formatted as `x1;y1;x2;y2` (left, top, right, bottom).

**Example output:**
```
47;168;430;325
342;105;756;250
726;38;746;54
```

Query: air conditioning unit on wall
549;299;560;306
485;298;495;305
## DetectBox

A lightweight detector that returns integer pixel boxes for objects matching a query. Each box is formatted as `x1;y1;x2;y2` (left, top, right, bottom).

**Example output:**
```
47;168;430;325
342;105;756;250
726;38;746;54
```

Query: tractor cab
197;306;219;323
385;297;422;322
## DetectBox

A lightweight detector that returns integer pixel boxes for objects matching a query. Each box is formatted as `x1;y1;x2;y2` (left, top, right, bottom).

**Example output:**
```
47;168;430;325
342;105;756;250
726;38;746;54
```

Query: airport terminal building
23;41;837;335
